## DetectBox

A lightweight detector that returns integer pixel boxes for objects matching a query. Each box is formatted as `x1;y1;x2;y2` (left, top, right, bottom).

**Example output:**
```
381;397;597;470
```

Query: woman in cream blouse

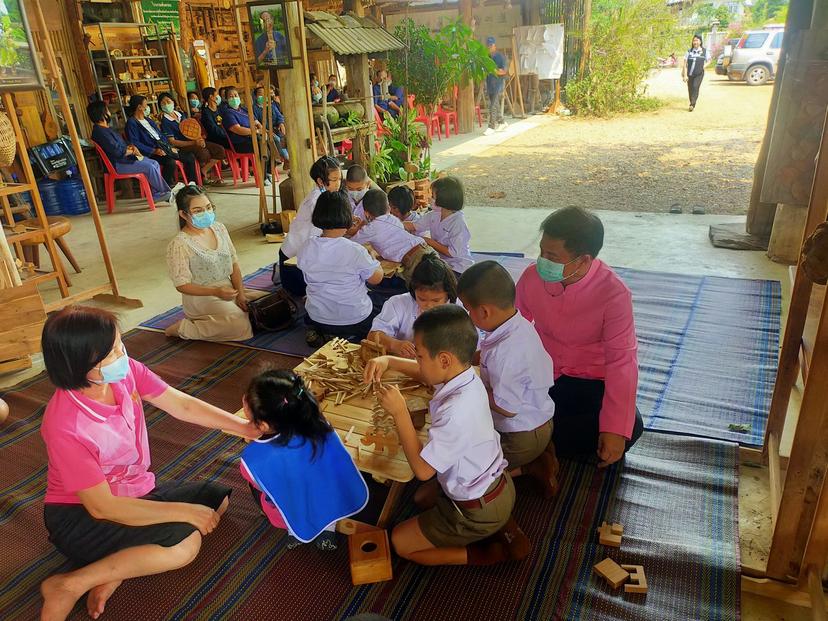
165;185;266;341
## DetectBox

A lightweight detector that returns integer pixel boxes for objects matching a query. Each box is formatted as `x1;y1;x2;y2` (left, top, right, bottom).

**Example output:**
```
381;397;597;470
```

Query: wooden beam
809;567;828;621
742;576;811;608
767;283;828;580
763;109;828;459
456;0;475;134
278;1;317;210
64;0;95;97
768;432;782;531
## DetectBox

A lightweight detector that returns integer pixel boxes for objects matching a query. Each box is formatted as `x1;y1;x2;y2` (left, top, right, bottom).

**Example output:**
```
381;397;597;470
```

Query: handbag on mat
248;289;296;332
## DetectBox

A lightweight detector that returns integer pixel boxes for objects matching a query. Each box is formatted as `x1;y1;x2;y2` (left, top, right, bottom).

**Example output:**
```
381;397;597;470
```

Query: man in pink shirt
516;207;643;468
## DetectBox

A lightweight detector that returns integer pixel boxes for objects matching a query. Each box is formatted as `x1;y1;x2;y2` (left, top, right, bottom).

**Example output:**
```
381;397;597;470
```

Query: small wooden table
294;340;431;528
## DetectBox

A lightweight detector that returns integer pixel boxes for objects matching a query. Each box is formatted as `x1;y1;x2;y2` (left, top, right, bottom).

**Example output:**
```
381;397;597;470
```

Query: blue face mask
190;99;200;109
215;95;222;105
228;96;241;110
94;347;129;384
191;211;215;229
537;256;582;283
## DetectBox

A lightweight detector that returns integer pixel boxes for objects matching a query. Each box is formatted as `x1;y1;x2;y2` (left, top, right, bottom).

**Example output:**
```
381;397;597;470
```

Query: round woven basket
179;117;202;140
0;112;16;168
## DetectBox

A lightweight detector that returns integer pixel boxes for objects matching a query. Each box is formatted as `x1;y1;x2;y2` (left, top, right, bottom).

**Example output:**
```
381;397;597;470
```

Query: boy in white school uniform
365;305;531;566
351;190;436;283
404;176;474;277
458;261;559;498
297;191;384;347
343;164;379;221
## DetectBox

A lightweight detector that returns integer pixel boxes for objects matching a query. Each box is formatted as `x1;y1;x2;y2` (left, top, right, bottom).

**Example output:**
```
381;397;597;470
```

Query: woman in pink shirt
515;207;644;468
38;306;259;621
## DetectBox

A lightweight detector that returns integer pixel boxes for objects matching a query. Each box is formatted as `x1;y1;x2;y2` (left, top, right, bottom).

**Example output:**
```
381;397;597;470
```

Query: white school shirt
297;236;380;325
413;207;474;273
420;367;507;501
281;187;323;258
404;211;421;224
351;214;423;262
479;311;556;433
370;294;468;342
350;195;365;221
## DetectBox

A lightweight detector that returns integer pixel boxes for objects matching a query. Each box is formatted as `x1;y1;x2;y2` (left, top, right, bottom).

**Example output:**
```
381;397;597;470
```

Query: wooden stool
18;217;80;286
348;529;393;585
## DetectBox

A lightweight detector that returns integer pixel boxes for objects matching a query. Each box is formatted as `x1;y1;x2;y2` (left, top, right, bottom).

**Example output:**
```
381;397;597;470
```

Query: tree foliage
748;0;789;26
566;0;682;116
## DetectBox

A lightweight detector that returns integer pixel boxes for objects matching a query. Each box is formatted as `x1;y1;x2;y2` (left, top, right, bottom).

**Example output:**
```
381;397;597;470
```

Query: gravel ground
453;68;773;215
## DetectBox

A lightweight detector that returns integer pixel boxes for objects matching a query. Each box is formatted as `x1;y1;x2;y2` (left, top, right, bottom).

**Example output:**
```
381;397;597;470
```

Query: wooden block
593;557;629;589
348;529;393;585
621;565;648;594
596;521;623;548
360;338;386;363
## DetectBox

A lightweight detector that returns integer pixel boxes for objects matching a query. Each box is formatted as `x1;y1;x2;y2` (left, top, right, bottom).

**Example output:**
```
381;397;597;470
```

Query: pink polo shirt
515;259;638;439
41;359;169;504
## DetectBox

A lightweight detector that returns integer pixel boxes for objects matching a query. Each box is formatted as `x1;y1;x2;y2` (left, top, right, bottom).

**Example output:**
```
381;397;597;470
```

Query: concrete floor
3;117;813;619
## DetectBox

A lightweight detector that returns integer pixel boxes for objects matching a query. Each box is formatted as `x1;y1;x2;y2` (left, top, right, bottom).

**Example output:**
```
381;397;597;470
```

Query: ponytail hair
245;368;332;458
309;155;341;187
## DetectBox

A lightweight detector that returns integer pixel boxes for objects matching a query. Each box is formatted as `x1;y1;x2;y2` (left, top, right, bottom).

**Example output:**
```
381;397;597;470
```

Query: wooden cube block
621;564;648;594
596;521;623;547
593;557;629;589
348;529;393;585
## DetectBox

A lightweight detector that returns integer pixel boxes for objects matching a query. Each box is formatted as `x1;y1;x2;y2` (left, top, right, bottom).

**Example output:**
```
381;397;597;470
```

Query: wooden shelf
0;183;33;199
94;55;166;62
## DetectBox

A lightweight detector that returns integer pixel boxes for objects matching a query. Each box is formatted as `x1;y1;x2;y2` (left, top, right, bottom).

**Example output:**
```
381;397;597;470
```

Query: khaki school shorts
500;419;553;469
418;474;515;548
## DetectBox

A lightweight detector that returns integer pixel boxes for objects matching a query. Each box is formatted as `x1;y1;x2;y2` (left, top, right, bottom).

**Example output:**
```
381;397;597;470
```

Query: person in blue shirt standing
484;36;508;136
87;100;170;203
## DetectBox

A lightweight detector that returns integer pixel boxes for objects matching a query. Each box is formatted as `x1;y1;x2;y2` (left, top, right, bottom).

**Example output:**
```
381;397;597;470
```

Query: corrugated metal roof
305;11;404;55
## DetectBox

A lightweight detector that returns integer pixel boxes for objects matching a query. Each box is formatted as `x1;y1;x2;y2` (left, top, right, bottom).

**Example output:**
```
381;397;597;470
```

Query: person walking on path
484;36;508;136
681;34;708;112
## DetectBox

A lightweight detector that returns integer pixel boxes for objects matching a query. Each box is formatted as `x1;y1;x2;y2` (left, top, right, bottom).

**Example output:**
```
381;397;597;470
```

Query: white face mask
348;189;367;203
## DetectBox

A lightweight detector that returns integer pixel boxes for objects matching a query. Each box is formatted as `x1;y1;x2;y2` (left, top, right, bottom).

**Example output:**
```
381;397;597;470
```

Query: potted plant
370;109;432;187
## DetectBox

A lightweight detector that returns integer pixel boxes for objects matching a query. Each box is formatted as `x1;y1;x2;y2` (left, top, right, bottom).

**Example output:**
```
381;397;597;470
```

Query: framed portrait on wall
248;1;292;70
0;0;44;92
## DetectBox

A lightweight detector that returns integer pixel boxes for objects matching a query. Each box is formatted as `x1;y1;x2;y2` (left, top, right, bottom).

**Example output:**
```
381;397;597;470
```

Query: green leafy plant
389;19;452;113
371;109;435;184
335;110;362;128
436;19;496;90
0;16;20;70
566;0;682;116
369;141;395;184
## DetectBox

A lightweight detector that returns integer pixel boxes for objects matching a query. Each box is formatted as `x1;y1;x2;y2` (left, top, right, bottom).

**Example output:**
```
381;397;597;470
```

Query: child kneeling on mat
458;261;559;498
240;369;369;550
364;305;530;566
297;191;385;347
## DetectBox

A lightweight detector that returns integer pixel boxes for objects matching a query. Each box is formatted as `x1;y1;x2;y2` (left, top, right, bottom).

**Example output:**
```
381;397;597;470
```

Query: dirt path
453;68;773;215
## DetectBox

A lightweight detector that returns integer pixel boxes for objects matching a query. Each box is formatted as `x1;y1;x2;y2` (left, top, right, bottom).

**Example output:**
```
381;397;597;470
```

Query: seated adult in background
252;86;289;168
187;91;202;118
221;87;271;184
372;70;400;118
165;185;266;342
200;87;230;149
125;95;196;187
38;306;258;621
87;100;170;204
515;207;644;468
309;73;323;104
157;92;225;186
386;71;404;110
326;74;342;103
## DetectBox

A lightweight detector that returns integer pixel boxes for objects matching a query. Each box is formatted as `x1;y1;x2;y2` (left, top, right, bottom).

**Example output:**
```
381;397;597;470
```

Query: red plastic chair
91;141;156;213
407;96;441;141
433;87;460;138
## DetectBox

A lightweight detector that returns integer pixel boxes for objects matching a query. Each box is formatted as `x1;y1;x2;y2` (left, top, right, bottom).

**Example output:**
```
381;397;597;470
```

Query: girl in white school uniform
297;191;385;347
368;254;458;358
405;176;474;276
278;156;342;296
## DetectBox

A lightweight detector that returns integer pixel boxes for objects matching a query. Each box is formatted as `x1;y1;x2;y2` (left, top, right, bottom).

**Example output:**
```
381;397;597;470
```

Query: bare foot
164;321;182;337
41;574;82;621
86;580;122;619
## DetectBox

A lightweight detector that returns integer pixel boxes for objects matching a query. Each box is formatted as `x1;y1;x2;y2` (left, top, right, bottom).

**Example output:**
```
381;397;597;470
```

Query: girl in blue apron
239;369;369;550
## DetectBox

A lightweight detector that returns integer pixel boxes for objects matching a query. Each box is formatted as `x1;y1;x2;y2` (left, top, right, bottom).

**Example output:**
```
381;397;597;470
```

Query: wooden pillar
457;0;475;134
528;0;542;25
65;0;95;97
343;53;375;167
278;1;316;210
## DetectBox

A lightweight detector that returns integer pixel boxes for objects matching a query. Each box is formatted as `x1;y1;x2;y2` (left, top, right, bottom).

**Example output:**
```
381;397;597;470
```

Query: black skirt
44;480;231;566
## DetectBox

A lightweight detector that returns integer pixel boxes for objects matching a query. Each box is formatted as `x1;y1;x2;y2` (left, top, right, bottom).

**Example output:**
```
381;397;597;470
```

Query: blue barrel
37;179;63;216
55;178;90;216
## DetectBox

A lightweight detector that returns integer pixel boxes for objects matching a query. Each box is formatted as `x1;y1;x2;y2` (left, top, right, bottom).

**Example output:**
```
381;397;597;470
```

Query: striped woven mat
0;331;739;620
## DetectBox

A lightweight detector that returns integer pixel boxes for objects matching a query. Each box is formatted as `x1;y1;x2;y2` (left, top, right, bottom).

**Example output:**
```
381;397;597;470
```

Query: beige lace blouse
166;222;238;287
